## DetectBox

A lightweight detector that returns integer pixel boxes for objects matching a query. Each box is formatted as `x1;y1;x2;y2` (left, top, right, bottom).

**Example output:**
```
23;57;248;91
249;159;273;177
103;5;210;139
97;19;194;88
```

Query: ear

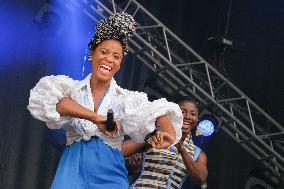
88;55;92;61
88;51;94;61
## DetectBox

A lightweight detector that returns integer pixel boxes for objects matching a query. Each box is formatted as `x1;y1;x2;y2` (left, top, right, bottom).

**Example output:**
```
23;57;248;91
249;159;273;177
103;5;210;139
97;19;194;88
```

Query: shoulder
109;78;129;95
40;75;78;81
196;150;207;164
32;75;80;92
39;75;79;85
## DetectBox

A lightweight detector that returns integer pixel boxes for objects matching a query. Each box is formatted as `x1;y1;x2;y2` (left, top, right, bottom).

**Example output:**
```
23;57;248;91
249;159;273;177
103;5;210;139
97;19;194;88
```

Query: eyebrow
99;48;122;57
181;108;197;112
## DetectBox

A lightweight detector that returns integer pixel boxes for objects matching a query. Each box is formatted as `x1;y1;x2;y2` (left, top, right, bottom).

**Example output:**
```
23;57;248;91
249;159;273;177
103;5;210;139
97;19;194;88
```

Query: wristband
178;146;184;153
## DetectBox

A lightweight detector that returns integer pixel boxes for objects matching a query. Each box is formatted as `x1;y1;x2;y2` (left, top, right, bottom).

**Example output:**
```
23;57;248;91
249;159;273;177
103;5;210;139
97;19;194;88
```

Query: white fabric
27;75;77;128
122;91;182;144
27;74;182;150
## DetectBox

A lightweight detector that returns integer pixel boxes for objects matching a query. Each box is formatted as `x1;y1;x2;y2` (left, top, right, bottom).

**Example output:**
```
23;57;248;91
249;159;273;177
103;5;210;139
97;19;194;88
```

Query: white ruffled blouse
27;74;182;150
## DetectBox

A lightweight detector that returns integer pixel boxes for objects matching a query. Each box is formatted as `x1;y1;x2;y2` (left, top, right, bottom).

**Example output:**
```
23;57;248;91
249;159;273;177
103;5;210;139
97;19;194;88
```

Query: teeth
99;65;112;71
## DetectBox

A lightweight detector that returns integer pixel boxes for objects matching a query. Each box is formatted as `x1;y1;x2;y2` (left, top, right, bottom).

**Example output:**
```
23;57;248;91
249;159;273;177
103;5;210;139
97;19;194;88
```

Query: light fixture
196;109;223;137
34;3;69;35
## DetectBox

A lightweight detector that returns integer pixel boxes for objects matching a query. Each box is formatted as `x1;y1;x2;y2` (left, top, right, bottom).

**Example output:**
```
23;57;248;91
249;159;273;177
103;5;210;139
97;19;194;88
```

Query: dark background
0;0;283;188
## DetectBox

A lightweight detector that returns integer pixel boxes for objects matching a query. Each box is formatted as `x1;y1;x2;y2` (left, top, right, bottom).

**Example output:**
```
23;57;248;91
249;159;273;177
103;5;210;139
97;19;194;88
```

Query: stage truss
68;0;284;179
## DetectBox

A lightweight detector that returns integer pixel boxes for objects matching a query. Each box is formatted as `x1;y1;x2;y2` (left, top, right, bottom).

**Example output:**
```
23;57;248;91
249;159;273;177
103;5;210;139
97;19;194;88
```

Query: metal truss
69;0;284;179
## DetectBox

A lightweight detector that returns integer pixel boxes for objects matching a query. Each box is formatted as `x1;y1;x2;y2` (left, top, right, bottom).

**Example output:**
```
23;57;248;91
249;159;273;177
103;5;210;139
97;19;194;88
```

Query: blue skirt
51;137;128;189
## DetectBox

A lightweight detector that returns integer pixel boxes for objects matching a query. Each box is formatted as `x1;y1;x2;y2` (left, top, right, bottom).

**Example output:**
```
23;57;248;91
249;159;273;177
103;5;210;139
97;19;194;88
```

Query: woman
124;97;208;188
27;12;182;189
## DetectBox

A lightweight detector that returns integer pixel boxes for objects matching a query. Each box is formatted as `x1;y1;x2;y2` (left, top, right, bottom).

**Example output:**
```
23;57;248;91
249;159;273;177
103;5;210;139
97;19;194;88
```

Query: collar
75;73;125;96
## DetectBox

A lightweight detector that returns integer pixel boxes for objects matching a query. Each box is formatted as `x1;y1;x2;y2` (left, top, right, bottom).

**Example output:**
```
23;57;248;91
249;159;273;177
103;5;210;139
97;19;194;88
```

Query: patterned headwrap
88;12;136;55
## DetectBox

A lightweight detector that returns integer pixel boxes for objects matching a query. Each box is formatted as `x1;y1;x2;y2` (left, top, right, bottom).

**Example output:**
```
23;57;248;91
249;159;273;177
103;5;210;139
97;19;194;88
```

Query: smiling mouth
99;65;112;73
182;120;192;129
182;124;190;129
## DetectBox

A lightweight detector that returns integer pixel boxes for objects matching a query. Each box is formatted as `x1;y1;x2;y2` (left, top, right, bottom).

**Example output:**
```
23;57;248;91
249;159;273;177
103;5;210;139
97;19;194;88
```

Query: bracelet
177;146;184;153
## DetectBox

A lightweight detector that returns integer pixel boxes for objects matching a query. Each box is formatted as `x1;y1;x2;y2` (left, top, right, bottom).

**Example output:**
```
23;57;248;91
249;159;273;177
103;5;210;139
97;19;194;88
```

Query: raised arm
177;143;208;185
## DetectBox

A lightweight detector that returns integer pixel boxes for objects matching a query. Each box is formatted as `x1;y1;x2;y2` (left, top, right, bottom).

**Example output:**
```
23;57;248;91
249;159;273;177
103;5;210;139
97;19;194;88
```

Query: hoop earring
88;55;92;61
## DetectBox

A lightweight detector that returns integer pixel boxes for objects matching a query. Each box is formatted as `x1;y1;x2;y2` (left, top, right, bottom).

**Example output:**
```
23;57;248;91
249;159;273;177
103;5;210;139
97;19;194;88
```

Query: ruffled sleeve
122;91;182;144
27;75;77;129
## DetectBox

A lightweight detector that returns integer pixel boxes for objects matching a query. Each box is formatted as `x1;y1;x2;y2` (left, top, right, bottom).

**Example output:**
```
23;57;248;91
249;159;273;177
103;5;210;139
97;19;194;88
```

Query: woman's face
179;101;199;134
90;39;123;82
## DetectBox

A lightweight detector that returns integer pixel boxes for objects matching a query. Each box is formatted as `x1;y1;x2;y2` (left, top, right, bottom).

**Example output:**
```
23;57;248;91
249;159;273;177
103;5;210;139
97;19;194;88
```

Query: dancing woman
27;12;182;189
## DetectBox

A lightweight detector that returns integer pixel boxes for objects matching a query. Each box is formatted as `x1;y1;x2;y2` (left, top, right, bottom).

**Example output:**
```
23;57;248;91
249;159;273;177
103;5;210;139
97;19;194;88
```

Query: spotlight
34;3;68;35
196;119;215;137
196;109;223;137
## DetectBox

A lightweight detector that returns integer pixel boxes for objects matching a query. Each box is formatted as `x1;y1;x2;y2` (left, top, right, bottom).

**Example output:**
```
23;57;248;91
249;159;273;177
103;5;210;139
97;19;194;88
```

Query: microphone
106;109;115;131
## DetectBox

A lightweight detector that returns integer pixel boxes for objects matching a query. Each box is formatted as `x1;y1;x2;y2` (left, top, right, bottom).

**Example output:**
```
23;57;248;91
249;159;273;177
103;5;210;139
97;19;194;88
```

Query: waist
66;132;123;150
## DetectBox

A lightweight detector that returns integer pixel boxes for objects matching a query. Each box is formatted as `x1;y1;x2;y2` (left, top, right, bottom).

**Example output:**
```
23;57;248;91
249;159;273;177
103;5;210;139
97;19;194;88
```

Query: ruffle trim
123;95;183;144
27;75;77;128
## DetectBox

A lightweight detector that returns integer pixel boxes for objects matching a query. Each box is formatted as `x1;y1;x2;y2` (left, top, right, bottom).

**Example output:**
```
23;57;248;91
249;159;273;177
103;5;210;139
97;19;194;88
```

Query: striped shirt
131;133;201;189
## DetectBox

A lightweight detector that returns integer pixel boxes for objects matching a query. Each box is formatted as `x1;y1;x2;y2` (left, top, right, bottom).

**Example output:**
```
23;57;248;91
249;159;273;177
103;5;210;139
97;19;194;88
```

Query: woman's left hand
148;130;175;149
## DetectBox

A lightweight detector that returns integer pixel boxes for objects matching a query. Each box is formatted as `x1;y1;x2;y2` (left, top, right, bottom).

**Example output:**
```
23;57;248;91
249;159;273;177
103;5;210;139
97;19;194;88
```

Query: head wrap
88;12;136;55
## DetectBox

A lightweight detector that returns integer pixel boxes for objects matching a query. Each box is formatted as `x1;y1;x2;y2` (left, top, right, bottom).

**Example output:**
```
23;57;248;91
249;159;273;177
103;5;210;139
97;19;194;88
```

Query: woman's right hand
93;114;121;138
148;130;175;149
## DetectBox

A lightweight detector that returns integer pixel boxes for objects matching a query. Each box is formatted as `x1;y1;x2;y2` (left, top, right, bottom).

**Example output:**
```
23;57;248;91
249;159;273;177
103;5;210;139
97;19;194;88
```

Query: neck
90;76;111;93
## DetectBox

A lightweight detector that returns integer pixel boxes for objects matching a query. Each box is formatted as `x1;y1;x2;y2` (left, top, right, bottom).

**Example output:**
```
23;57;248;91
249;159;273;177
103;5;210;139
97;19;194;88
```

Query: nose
183;112;190;119
105;54;114;63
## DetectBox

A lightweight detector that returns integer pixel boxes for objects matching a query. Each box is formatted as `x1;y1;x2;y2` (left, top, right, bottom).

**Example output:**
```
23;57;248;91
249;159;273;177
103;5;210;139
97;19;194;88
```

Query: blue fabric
49;86;129;188
51;137;128;189
194;145;201;161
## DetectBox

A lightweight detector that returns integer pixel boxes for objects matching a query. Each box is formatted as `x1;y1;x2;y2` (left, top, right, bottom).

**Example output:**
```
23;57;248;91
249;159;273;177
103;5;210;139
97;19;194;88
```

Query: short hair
174;95;199;112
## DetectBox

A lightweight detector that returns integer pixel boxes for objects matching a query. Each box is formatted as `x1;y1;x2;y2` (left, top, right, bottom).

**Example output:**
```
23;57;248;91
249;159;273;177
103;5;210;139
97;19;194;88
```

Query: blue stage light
196;119;215;137
196;109;223;137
